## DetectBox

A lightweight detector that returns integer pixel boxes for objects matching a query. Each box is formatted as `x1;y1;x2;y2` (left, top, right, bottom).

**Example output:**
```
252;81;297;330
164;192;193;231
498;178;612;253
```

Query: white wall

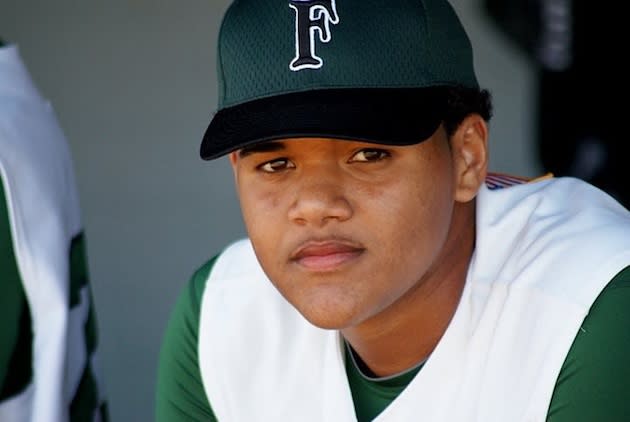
0;1;541;420
451;0;541;177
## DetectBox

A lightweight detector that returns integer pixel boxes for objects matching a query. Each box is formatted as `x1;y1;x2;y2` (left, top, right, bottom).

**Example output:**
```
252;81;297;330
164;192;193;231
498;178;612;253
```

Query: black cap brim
201;88;446;160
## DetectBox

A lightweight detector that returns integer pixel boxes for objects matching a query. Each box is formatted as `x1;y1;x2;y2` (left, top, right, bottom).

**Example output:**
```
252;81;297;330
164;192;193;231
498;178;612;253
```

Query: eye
349;148;390;162
257;158;295;173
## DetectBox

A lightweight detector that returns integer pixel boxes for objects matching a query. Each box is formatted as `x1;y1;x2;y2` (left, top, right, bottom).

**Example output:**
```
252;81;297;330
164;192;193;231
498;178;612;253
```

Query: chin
303;316;353;331
294;299;365;331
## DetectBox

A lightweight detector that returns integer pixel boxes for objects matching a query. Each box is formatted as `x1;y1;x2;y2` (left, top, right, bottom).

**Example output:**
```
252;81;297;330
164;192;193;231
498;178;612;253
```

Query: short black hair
442;86;493;137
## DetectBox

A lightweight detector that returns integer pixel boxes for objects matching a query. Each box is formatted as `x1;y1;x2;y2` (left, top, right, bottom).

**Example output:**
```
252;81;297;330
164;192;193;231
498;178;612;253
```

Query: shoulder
480;175;630;227
155;254;221;422
474;176;630;301
156;237;255;369
183;256;219;312
161;253;222;349
170;238;256;314
200;238;279;310
548;266;630;421
155;239;270;422
205;238;260;281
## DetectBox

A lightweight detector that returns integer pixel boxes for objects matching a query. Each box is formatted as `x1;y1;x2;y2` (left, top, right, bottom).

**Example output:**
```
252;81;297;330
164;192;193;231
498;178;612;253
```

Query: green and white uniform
157;176;630;421
0;45;108;421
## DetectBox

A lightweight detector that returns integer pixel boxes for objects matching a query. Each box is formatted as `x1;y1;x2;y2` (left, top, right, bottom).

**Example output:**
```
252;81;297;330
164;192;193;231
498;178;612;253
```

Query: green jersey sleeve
547;266;630;421
0;177;33;401
156;257;218;422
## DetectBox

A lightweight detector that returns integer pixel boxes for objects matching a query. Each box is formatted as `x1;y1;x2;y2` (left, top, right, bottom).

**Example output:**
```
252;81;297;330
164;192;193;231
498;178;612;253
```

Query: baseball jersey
0;44;108;421
157;176;630;421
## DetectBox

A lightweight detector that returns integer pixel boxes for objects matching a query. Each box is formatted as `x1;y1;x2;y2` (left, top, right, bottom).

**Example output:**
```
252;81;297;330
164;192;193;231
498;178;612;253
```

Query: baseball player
156;1;630;420
0;40;108;421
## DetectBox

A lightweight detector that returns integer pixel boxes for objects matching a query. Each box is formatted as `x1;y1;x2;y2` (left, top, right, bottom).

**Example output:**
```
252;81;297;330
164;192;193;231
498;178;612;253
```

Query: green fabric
69;233;89;308
156;258;630;421
546;266;630;422
345;345;421;421
70;360;109;422
0;292;32;401
0;177;33;401
156;257;218;422
68;233;108;421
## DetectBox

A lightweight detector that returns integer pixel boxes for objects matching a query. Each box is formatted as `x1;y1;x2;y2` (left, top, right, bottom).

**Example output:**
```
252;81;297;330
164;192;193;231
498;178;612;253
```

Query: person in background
157;1;630;420
0;37;108;421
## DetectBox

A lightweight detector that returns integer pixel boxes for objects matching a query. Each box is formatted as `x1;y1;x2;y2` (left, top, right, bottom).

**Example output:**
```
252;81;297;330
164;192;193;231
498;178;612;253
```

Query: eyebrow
238;141;287;158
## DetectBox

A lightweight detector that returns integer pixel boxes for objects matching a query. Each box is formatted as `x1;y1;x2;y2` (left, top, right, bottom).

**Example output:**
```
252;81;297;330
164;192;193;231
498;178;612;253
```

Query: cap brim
200;88;445;160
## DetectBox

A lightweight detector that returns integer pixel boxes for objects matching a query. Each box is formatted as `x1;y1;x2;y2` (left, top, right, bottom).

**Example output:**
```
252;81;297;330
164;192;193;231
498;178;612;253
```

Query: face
230;126;484;330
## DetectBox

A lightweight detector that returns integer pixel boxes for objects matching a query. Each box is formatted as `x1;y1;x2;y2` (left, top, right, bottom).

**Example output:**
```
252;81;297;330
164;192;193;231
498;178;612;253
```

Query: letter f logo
289;0;339;71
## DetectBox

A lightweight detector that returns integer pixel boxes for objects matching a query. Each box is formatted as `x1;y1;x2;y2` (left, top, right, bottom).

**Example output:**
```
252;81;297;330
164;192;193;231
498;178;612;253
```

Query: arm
547;266;630;421
156;257;218;422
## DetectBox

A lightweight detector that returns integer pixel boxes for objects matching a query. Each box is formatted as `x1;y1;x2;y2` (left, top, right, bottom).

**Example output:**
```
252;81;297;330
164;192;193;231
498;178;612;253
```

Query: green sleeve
547;266;630;421
156;257;218;422
0;178;33;401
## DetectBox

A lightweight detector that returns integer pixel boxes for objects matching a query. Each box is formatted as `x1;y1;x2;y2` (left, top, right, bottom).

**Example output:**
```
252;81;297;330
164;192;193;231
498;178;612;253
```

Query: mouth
289;239;365;272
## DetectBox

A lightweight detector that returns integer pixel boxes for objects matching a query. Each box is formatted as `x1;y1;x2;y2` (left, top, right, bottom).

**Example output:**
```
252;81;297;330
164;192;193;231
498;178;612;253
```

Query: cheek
238;180;282;227
376;174;455;270
236;181;288;268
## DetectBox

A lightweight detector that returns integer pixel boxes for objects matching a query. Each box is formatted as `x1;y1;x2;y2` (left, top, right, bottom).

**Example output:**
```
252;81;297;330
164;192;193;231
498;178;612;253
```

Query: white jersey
197;176;630;421
0;45;107;422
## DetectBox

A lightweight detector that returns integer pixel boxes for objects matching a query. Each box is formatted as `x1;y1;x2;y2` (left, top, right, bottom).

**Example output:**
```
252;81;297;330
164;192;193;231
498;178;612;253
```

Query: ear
450;114;488;203
229;151;239;182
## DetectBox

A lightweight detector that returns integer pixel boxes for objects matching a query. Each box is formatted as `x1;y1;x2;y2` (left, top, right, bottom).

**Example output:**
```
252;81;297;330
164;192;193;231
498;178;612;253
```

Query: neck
341;200;476;377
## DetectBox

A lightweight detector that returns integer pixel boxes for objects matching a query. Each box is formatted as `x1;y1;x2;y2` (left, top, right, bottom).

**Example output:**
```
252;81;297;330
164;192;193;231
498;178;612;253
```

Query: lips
290;240;365;271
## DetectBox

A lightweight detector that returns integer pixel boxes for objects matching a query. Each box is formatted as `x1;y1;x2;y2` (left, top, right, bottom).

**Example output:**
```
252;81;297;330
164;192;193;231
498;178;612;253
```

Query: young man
0;40;108;421
156;1;630;420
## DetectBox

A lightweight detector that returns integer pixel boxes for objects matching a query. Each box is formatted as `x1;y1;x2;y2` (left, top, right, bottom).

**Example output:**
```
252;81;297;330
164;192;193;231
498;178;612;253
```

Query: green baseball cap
201;0;479;160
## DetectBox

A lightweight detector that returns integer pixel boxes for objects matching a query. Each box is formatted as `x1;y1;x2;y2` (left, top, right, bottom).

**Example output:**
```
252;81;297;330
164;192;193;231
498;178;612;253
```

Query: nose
287;170;353;226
